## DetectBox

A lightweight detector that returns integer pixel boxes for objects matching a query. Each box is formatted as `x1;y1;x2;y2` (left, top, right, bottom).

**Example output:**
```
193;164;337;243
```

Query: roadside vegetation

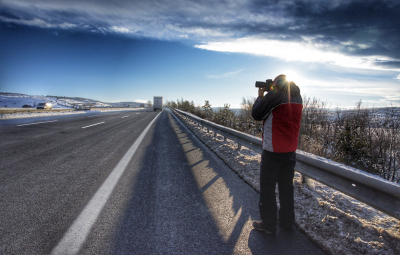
165;97;400;183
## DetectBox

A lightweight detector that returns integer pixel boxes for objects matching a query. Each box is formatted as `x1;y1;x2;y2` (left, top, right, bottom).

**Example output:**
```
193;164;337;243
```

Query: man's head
273;74;287;88
273;74;300;95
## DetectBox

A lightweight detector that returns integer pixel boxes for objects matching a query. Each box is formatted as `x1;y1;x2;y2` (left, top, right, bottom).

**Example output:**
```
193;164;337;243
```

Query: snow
174;110;400;255
0;94;70;109
0;94;113;109
0;109;89;119
0;94;143;119
0;108;142;119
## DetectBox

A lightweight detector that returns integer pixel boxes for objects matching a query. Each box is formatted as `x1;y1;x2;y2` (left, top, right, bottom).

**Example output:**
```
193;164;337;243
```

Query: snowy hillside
0;93;115;109
0;93;147;109
0;93;146;119
1;93;69;109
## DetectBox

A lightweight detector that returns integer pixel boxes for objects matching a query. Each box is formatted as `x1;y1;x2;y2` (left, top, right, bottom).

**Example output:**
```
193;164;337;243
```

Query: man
251;74;303;235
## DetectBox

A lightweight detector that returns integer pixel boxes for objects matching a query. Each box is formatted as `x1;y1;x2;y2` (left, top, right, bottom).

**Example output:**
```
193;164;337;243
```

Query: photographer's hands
258;87;266;98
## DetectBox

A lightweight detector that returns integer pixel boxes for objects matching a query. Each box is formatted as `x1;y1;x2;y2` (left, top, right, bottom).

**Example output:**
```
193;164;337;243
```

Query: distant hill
0;92;144;108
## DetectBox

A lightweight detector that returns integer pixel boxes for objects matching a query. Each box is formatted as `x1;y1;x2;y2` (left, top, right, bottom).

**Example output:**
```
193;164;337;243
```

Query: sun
282;70;304;85
284;70;299;82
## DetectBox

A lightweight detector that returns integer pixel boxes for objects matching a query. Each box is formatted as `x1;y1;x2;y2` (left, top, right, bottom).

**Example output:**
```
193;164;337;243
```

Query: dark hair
274;74;288;88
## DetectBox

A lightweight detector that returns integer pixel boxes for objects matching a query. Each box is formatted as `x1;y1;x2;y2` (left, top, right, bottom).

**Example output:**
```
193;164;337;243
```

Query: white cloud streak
296;75;400;107
0;16;76;29
110;26;133;34
196;37;400;72
206;69;244;79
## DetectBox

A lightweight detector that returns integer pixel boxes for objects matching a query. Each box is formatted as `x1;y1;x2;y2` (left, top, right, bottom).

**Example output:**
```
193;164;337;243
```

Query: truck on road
153;96;163;111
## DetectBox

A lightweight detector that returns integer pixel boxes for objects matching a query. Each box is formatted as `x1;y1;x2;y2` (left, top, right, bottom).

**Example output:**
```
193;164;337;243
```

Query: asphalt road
0;109;326;254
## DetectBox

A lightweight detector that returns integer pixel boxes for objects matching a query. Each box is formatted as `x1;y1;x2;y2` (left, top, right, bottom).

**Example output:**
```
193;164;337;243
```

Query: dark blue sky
1;0;400;108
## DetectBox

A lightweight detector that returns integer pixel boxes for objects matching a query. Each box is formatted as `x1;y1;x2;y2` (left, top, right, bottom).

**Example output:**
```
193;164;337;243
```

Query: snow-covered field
0;94;112;109
1;94;70;109
173;110;400;255
0;94;142;119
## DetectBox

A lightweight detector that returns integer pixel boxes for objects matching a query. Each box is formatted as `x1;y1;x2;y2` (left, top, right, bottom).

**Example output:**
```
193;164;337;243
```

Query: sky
1;0;400;109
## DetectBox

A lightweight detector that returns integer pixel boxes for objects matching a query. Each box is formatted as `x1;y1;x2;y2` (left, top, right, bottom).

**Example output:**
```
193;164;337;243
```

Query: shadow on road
107;110;326;254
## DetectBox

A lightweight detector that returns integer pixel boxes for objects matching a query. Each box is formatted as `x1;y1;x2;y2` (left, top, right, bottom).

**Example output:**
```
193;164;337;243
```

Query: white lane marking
121;116;129;118
17;120;58;126
81;122;105;129
51;111;162;255
136;113;140;114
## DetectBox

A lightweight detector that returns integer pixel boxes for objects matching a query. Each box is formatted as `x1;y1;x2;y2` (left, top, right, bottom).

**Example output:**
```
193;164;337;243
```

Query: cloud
206;69;244;79
296;74;400;107
110;26;133;34
1;0;400;70
134;99;148;103
0;16;76;29
196;37;400;71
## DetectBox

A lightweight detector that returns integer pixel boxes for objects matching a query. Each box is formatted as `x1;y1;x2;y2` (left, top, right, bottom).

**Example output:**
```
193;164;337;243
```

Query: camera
255;79;273;91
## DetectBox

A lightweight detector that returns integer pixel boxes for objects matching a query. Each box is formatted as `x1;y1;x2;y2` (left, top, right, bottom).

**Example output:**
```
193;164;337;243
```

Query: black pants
259;150;296;231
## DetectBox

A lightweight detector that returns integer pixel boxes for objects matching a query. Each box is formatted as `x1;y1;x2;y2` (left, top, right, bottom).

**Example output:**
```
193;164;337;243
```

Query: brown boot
252;221;276;235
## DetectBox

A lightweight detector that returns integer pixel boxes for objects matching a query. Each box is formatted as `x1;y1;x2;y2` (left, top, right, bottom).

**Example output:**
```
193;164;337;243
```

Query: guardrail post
297;162;314;189
301;175;314;189
238;144;242;150
214;131;217;137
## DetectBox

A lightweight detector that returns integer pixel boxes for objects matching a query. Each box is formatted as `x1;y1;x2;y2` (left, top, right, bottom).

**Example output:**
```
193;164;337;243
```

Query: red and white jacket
252;82;303;153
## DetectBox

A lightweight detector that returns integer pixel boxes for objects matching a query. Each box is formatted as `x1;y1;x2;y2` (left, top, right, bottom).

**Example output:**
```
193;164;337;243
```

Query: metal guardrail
172;108;400;220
